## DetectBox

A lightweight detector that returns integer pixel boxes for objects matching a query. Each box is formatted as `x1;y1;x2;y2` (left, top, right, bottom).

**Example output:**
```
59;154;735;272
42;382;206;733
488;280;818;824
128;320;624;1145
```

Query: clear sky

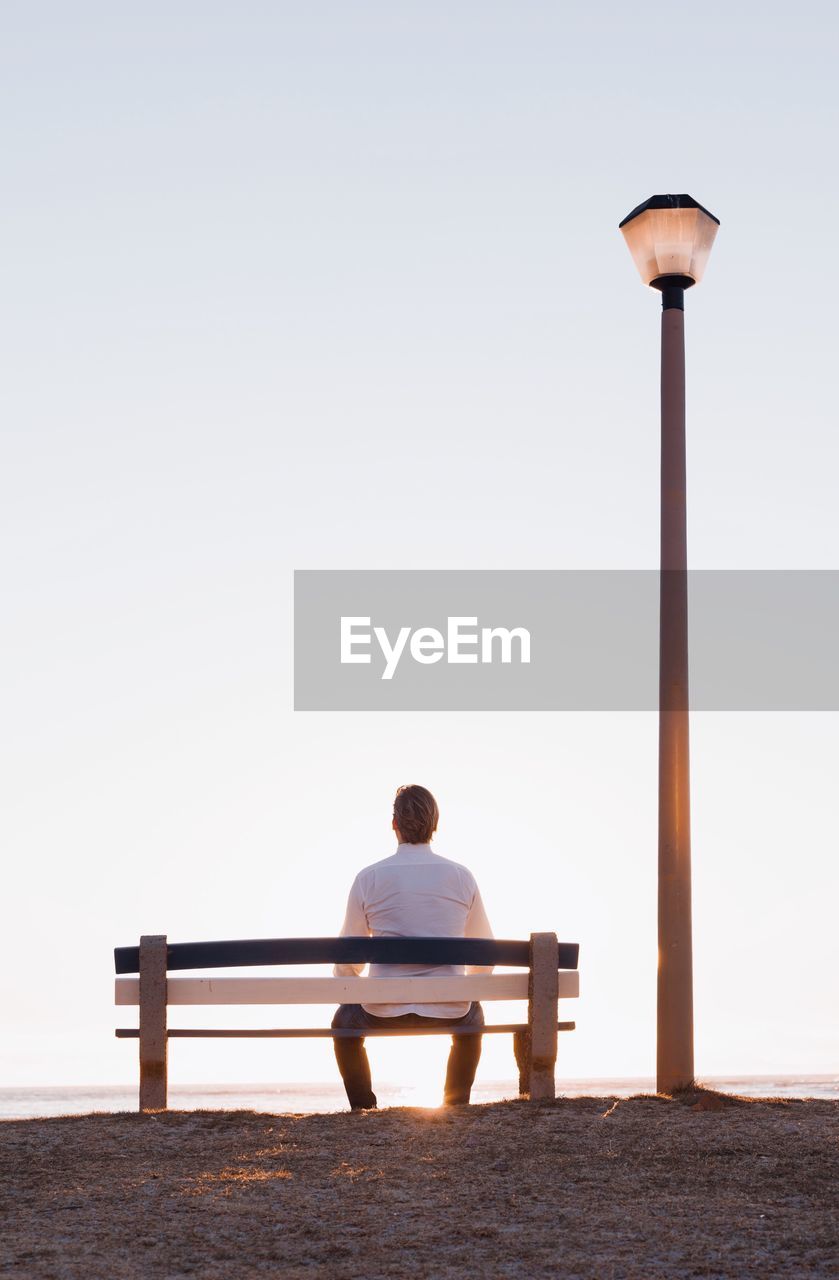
2;2;837;1092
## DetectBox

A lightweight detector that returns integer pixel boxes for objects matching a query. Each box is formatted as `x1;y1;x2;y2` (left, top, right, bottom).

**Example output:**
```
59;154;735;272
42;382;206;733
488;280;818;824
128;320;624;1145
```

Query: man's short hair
393;784;439;844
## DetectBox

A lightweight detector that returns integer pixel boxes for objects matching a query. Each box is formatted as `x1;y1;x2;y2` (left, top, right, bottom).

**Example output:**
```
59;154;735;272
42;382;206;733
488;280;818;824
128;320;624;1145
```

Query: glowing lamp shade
620;194;720;287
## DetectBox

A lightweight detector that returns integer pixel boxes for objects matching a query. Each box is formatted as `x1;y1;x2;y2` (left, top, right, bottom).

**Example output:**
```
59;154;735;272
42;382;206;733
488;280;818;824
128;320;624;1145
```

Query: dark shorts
331;1001;485;1032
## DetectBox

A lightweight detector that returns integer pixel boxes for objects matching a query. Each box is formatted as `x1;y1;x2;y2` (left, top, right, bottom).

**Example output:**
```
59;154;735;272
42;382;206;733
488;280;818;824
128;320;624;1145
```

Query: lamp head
620;194;719;290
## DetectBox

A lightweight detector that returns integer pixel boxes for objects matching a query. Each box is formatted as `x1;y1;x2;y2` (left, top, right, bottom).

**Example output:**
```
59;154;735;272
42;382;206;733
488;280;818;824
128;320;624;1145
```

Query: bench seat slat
115;972;580;1006
115;1022;577;1038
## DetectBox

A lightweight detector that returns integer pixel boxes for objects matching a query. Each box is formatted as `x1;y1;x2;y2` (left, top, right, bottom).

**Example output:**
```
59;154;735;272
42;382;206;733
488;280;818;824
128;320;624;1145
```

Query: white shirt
334;842;494;1018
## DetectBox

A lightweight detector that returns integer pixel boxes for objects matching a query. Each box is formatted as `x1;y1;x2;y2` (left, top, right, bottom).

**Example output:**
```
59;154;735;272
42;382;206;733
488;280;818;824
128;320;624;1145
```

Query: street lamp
620;194;720;1095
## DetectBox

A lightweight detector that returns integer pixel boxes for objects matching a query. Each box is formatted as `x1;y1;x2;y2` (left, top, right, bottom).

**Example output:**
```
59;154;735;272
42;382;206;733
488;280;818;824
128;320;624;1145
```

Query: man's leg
513;1028;530;1097
443;1003;485;1106
331;1005;377;1110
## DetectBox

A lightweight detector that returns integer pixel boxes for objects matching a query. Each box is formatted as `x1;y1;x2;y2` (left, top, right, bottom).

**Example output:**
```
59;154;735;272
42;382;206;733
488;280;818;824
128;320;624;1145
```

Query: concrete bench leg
527;932;558;1102
139;934;168;1111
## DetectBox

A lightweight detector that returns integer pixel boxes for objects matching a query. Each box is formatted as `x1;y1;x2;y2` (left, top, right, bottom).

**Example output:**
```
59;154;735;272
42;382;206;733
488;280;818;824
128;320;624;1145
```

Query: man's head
392;784;439;845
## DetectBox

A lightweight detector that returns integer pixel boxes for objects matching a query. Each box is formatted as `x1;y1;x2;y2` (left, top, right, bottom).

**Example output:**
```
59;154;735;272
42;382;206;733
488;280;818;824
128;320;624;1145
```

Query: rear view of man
332;784;494;1109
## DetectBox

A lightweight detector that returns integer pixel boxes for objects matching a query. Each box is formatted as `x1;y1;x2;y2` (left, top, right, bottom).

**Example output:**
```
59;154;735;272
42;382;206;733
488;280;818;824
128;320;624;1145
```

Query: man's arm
333;875;368;977
464;881;494;974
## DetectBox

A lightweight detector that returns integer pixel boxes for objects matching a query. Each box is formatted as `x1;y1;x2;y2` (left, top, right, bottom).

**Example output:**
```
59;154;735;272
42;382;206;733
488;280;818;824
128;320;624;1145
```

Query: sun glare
370;1038;450;1110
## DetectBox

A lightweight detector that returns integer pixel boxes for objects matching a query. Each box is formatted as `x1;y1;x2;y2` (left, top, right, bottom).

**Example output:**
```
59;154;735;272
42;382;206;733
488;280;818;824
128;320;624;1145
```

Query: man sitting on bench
332;784;494;1110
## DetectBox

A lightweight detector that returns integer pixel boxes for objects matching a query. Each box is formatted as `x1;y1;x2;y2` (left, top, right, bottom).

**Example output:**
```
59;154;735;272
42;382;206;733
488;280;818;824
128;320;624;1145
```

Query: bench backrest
114;936;579;1005
115;936;580;973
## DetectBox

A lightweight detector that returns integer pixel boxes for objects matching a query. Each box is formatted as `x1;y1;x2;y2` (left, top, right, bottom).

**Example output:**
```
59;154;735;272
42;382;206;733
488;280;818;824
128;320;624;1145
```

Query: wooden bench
114;933;580;1110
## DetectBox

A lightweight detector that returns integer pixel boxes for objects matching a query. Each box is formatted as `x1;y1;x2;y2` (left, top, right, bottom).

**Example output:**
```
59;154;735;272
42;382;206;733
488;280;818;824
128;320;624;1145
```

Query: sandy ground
1;1093;836;1279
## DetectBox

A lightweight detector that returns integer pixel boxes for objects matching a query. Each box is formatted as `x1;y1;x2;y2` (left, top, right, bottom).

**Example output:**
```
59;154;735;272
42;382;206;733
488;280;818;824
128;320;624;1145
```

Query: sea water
1;1076;836;1120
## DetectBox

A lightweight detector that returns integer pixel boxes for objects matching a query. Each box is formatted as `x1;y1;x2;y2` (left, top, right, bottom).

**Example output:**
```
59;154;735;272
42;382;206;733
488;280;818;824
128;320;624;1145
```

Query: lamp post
620;194;720;1095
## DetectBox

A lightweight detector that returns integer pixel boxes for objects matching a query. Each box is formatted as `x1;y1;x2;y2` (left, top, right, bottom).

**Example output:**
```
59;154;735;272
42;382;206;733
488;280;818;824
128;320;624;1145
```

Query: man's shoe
349;1092;378;1110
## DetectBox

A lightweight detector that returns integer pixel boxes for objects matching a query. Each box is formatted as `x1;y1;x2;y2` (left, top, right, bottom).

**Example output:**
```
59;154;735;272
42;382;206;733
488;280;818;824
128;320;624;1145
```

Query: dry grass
1;1094;836;1278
